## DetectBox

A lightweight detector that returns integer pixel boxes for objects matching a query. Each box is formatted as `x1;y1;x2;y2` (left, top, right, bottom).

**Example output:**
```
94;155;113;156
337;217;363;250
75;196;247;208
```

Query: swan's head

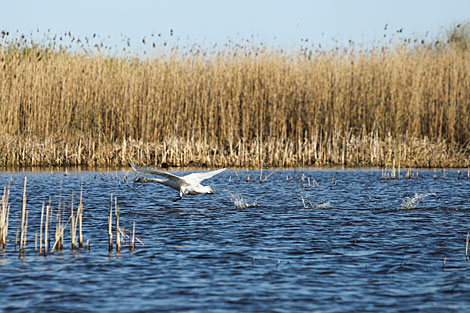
205;186;214;194
135;176;149;183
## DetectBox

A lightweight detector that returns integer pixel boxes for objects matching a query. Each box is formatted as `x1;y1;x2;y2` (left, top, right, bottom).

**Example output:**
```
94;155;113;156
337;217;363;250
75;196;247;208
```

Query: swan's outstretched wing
183;168;226;184
131;164;185;184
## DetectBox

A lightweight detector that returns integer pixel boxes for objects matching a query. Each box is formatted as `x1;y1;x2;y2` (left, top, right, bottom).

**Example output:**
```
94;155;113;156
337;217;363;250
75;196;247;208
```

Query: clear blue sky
4;0;470;50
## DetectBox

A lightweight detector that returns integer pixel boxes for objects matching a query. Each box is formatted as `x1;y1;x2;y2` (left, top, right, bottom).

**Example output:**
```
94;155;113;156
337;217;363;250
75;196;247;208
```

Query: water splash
300;193;331;209
315;201;331;209
300;194;312;208
400;193;436;209
226;191;257;209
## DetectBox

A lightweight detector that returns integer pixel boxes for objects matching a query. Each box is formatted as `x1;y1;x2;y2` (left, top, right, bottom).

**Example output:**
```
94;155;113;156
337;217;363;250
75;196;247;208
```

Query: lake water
1;168;469;312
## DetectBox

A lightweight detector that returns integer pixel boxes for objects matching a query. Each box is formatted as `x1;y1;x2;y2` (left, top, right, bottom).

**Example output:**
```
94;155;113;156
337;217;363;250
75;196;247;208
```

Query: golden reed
0;30;469;168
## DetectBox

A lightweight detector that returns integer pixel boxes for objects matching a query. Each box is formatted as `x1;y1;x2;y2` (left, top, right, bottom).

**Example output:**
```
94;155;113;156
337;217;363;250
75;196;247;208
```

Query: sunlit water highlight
1;169;469;312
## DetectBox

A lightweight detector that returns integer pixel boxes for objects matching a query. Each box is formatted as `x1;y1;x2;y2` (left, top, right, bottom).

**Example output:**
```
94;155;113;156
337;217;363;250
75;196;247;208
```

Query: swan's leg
165;190;184;202
166;190;183;202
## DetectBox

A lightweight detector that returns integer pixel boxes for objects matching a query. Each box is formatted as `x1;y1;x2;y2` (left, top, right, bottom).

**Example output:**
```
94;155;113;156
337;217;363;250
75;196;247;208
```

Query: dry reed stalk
131;221;136;251
78;178;84;248
234;170;240;182
54;199;62;251
22;210;28;252
115;197;120;253
52;205;68;252
70;192;76;250
19;177;27;254
39;201;44;254
108;194;113;252
0;185;10;249
51;182;63;251
44;205;50;256
391;161;396;180
466;232;469;262
262;170;276;183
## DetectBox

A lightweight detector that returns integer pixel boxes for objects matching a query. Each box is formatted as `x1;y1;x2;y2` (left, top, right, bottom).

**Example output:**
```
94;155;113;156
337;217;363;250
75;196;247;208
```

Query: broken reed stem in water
44;205;50;257
0;185;10;249
108;194;113;253
78;203;83;248
115;197;120;253
391;160;396;180
55;182;63;250
19;177;27;255
22;210;29;254
78;178;84;248
466;232;469;262
39;201;44;254
263;170;277;183
54;198;61;251
70;191;76;250
53;195;71;253
52;201;72;253
131;221;135;251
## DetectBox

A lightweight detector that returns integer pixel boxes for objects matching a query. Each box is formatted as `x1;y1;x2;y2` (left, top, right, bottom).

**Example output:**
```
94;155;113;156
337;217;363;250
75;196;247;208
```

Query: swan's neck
135;177;166;184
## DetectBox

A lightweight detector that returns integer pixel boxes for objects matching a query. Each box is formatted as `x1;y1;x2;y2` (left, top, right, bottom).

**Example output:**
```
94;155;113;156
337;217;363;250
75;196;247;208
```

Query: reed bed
0;29;469;168
0;177;142;256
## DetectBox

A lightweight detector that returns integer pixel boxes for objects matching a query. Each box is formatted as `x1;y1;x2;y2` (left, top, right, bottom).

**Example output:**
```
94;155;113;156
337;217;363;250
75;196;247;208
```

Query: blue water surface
0;168;469;312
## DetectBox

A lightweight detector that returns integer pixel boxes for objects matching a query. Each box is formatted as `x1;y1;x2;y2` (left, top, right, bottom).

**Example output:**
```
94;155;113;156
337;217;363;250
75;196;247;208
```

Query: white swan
131;164;226;201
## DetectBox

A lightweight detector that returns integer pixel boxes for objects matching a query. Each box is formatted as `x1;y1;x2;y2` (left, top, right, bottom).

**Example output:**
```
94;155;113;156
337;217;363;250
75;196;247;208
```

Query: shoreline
1;135;468;169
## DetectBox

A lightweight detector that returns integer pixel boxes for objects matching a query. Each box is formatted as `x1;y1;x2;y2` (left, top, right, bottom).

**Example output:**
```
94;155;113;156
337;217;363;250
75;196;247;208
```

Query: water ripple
0;169;469;312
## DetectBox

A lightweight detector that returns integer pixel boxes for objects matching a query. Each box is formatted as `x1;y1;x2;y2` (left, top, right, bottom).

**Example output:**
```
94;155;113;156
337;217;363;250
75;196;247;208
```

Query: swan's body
131;164;226;201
